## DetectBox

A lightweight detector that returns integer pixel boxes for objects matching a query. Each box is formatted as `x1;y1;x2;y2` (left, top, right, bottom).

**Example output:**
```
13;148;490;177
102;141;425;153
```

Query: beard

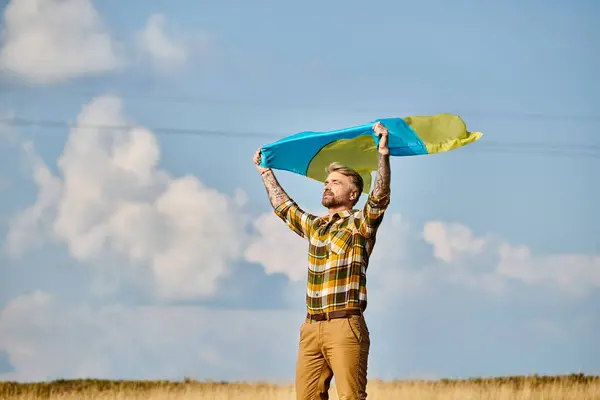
321;191;342;207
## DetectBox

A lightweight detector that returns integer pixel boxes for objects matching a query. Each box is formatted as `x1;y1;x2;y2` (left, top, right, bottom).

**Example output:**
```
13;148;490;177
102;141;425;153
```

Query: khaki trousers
295;313;370;400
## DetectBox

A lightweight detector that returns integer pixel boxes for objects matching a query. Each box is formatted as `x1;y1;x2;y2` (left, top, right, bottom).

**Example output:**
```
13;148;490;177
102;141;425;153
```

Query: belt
307;308;362;321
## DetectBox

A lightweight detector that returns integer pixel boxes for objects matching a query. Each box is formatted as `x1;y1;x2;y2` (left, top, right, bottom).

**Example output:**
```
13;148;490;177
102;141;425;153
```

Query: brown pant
295;313;370;399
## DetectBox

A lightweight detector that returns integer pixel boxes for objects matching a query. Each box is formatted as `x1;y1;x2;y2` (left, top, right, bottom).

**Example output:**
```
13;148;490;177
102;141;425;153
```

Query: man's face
322;171;356;208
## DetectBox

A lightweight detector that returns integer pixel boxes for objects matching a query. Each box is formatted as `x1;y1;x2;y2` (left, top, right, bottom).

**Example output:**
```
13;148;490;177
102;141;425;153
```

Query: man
253;122;391;399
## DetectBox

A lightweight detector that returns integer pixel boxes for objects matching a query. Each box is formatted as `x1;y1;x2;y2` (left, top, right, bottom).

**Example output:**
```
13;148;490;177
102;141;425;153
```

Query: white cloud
0;291;301;382
0;2;213;84
497;244;600;295
4;142;62;255
423;222;600;295
423;221;488;262
245;212;309;282
134;13;192;70
362;213;432;302
0;0;123;84
5;94;250;301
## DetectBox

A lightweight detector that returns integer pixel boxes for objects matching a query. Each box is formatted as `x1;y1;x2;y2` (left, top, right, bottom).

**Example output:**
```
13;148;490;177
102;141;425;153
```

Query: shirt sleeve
274;199;317;239
357;191;391;238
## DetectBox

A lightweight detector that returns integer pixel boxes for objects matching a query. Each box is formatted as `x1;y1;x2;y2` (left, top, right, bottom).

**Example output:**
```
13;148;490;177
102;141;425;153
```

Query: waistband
306;308;362;321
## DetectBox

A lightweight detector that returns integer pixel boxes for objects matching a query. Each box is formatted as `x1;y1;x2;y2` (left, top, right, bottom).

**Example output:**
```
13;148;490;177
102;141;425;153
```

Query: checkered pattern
274;192;390;314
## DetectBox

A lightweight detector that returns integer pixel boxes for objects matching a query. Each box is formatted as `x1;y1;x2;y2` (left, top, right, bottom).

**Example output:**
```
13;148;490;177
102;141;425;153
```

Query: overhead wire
0;117;272;139
4;87;600;122
1;116;598;160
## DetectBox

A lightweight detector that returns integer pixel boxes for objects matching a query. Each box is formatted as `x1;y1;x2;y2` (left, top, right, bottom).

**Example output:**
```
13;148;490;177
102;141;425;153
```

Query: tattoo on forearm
262;170;290;208
373;153;391;197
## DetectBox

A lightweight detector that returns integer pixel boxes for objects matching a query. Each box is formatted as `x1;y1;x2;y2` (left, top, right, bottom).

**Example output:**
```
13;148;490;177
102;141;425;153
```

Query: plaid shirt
274;192;390;314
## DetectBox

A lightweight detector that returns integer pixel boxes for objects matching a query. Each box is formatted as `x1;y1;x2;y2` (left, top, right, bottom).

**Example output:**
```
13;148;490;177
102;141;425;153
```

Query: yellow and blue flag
259;113;483;193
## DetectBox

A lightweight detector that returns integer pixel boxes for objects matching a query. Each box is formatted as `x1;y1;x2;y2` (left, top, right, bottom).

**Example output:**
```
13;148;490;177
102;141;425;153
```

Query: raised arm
253;148;291;209
254;148;316;239
372;153;391;198
261;169;291;209
373;121;391;197
357;122;391;238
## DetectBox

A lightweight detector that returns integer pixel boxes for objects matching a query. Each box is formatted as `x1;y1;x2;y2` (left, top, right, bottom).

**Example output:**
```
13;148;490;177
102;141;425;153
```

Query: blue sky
0;0;598;383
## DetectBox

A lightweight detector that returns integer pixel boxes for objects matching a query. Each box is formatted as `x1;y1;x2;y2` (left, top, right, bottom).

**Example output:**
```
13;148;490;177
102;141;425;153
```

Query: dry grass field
1;374;599;400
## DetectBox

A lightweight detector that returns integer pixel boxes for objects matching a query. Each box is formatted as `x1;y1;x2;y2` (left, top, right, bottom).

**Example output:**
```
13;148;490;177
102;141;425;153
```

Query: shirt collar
322;209;355;223
337;209;354;218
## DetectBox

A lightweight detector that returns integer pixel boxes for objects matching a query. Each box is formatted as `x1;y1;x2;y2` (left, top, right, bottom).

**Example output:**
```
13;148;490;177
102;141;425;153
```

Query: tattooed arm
253;148;316;238
372;152;391;198
260;169;290;209
253;148;290;209
357;122;391;238
372;121;391;197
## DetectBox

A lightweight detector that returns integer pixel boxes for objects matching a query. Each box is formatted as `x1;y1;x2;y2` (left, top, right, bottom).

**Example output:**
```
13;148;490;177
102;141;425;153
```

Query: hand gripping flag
259;113;483;193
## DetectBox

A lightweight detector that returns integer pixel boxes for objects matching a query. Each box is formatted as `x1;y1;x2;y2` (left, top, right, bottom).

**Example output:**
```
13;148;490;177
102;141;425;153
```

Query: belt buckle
315;312;327;321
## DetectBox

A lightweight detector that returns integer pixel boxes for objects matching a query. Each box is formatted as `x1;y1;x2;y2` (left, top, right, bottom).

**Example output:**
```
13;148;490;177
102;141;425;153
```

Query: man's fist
373;122;389;155
254;148;270;173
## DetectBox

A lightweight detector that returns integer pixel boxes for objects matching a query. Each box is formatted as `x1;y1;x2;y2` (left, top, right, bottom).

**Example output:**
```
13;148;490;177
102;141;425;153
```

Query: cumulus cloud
5;94;249;301
0;291;301;382
365;214;434;301
423;221;488;262
423;221;600;295
0;1;214;84
134;13;192;70
497;244;600;295
4;142;62;254
0;0;123;84
245;212;310;282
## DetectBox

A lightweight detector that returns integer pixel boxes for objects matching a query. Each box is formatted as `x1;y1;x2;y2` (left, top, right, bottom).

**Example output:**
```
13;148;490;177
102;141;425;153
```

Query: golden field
1;374;599;400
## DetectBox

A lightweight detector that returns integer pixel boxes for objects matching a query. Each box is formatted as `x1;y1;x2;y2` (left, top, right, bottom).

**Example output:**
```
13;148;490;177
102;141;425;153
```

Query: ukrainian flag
259;113;483;193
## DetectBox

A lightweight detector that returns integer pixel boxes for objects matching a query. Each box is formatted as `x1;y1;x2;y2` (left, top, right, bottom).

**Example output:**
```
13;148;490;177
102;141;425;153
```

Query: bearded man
253;121;391;400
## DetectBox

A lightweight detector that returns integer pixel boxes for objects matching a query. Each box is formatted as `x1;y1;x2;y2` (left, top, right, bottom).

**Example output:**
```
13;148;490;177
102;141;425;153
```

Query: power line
473;146;600;159
0;117;272;139
3;88;600;122
480;140;600;150
1;117;599;159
